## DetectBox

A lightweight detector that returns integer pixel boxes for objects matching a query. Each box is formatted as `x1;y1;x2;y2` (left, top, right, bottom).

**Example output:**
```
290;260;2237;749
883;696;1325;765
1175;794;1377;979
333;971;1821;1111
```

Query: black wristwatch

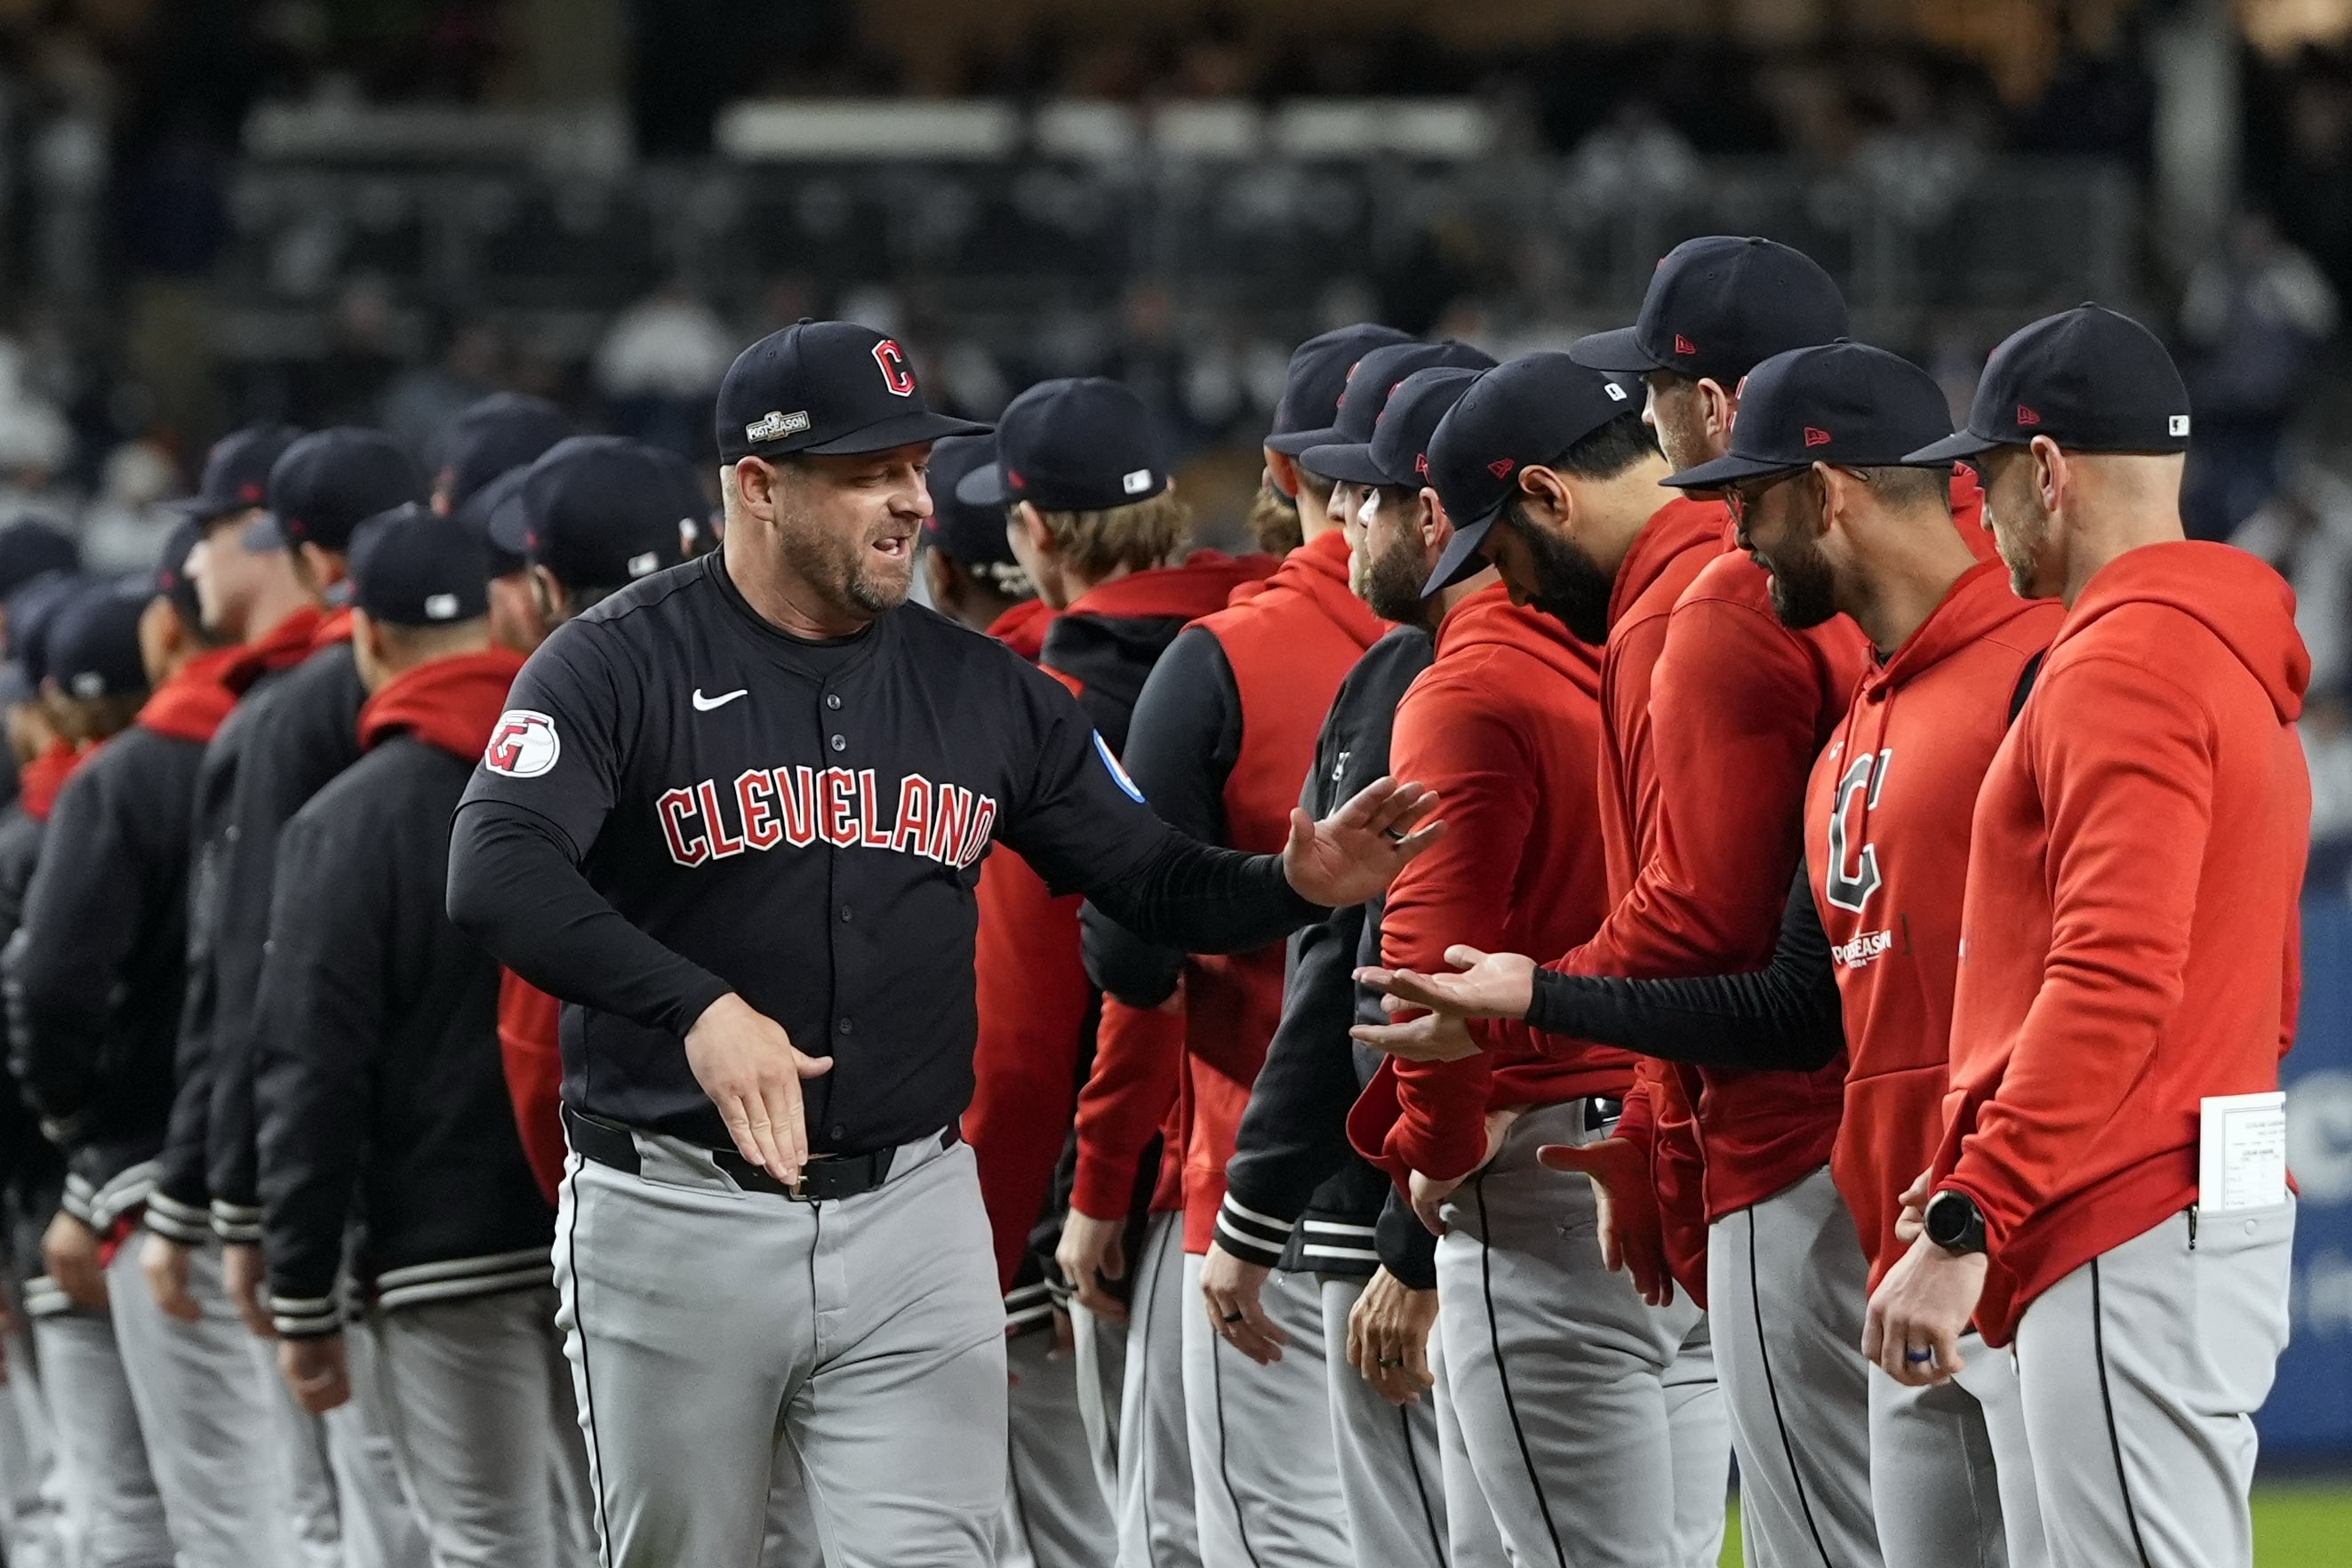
1923;1189;1987;1255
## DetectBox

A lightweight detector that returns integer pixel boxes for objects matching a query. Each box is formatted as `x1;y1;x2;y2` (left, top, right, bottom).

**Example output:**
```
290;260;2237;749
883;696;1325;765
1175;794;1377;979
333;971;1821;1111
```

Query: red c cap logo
1804;426;1832;448
873;339;916;397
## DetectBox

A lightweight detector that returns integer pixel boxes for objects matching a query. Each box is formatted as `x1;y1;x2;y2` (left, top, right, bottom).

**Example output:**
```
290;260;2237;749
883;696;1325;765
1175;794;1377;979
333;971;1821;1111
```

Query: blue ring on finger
1903;1348;1935;1365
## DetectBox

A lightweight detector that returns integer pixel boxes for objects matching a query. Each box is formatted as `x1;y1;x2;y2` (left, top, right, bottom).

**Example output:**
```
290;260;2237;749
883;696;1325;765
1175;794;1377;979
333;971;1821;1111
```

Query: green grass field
1715;1483;2352;1564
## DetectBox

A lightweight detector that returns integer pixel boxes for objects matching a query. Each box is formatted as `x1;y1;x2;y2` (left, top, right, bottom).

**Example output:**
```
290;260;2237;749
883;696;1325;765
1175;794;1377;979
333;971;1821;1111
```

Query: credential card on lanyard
2197;1091;2287;1212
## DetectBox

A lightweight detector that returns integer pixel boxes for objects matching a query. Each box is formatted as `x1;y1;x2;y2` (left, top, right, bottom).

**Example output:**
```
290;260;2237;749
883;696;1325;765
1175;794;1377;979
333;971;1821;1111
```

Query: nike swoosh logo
692;688;748;712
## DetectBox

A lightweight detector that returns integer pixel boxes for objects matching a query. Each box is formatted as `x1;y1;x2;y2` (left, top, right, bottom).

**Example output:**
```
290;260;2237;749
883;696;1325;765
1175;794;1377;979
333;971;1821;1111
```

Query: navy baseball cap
956;378;1168;513
924;434;1020;567
1905;305;2193;465
47;578;151;700
456;465;530;578
155;517;207;627
1570;236;1848;388
497;436;702;590
716;319;987;463
1662;341;1956;490
1264;323;1417;453
348;504;491;628
5;571;86;683
1422;353;1644;595
1280;340;1493;465
439;393;570;509
176;425;301;525
1300;342;1499;485
0;519;78;603
250;428;429;553
1360;368;1484;491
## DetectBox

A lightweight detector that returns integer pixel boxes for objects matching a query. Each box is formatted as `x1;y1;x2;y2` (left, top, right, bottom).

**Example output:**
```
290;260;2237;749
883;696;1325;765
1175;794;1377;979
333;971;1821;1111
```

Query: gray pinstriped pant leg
1705;1167;1882;1568
1435;1101;1708;1568
2010;1200;2293;1568
28;1302;170;1568
1869;1332;2049;1568
1179;1256;1350;1568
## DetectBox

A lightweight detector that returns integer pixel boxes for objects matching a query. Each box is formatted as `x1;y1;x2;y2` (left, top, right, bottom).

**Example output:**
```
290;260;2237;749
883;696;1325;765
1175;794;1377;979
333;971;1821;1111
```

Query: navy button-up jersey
460;552;1170;1151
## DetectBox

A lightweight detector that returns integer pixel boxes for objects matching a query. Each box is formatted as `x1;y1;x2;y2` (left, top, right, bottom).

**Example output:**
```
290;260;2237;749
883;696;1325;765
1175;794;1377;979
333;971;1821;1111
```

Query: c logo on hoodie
1824;748;1889;914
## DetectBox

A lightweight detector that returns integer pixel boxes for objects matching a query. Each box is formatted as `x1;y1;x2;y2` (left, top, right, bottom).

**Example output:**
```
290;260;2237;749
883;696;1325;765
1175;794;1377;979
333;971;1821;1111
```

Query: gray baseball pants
1080;1211;1198;1568
365;1285;591;1568
1436;1100;1729;1568
1180;1253;1351;1568
1003;1324;1117;1568
0;1310;68;1568
2010;1199;2294;1568
1431;1326;1512;1568
1869;1332;2047;1568
257;1318;436;1568
1707;1166;1883;1568
28;1301;171;1568
105;1232;299;1567
554;1130;1005;1568
1318;1273;1508;1568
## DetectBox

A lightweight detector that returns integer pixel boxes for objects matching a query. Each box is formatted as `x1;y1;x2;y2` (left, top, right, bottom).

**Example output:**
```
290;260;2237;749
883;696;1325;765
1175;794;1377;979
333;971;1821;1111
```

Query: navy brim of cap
1902;428;2004;465
953;462;1013;509
788;410;991;460
1264;424;1344;459
1659;450;1806;491
168;494;240;524
1420;511;1499;598
1296;441;1396;489
243;513;287;550
1566;325;1665;374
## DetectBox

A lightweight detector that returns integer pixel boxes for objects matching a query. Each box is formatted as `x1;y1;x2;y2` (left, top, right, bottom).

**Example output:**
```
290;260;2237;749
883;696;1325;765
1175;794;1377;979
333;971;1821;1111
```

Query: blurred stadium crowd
5;0;2352;863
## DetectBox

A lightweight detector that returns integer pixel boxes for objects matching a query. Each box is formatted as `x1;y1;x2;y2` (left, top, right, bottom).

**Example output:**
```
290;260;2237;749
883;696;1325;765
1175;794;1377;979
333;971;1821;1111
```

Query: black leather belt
562;1105;954;1202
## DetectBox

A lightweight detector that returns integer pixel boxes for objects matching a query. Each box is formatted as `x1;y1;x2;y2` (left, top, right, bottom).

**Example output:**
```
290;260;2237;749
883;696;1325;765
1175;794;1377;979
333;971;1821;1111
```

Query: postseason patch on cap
745;410;812;444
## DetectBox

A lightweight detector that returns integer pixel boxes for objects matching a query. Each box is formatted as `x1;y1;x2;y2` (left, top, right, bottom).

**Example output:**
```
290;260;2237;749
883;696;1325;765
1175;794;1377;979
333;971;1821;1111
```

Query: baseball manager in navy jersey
446;318;1444;1568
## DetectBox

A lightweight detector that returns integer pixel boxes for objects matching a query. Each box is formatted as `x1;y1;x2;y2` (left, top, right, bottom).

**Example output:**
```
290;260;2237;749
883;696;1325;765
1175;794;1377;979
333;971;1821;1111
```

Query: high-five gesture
1280;777;1444;908
1357;944;1539;1022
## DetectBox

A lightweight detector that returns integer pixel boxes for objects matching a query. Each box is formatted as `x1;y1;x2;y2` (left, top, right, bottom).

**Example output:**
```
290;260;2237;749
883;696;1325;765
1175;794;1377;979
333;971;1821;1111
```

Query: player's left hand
1200;1243;1286;1365
1358;945;1537;1022
279;1333;352;1414
1350;1005;1480;1063
1282;778;1444;908
1347;1267;1438;1407
1406;1169;1464;1236
1863;1232;1988;1388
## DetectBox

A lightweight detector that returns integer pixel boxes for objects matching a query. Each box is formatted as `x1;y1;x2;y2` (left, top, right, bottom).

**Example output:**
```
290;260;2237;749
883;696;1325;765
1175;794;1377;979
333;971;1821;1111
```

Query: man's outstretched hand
1357;945;1538;1022
1281;778;1444;908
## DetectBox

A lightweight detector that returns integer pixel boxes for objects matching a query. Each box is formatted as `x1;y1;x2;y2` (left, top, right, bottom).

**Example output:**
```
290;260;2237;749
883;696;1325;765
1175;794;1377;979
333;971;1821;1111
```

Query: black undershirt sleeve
1523;864;1844;1073
446;801;734;1038
1078;828;1317;959
1080;628;1245;1006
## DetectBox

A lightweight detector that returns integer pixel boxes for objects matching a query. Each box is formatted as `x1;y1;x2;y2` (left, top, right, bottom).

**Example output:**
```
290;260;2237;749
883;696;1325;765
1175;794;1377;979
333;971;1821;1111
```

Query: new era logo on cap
2017;405;2041;427
1804;426;1832;447
1489;459;1516;478
1674;334;1697;356
744;410;811;444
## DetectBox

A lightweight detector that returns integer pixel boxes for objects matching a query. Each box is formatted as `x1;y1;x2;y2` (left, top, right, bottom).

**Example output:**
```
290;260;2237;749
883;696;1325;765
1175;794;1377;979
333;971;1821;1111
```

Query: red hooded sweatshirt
965;552;1272;1289
987;598;1054;662
1932;541;2309;1346
1348;584;1632;1186
1805;563;2061;1288
1533;497;1872;1297
1071;528;1388;1252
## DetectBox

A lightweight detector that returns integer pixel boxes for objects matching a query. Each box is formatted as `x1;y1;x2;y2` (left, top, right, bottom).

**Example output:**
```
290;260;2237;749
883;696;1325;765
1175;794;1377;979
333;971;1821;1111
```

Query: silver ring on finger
1220;1310;1244;1324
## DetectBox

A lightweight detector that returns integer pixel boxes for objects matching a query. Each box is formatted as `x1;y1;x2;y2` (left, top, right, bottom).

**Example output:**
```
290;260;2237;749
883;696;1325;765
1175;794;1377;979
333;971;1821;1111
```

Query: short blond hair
1030;488;1191;582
